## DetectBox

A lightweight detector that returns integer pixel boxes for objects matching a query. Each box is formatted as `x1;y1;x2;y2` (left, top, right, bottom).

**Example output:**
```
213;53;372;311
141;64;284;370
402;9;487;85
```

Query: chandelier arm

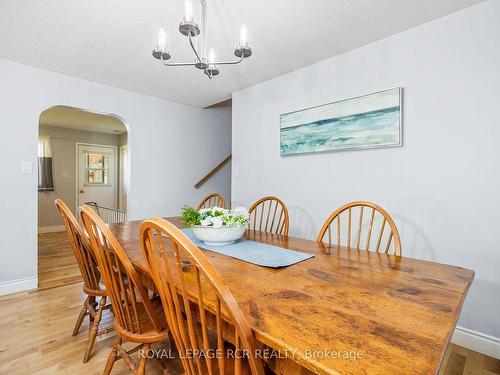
159;54;197;66
161;61;198;67
188;34;202;62
212;56;244;66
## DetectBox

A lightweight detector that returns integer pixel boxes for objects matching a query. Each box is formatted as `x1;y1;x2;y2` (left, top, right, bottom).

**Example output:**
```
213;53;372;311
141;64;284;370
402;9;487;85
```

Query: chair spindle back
316;201;401;256
80;205;163;335
55;199;101;292
197;192;225;209
140;218;265;375
248;196;289;235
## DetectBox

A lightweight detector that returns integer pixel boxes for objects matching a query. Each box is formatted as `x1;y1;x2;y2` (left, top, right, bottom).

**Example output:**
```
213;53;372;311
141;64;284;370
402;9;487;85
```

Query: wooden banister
195;154;232;189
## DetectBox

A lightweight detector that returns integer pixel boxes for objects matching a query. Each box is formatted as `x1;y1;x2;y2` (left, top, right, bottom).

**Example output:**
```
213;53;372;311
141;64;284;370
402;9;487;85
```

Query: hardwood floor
439;344;500;375
0;281;166;374
0;231;497;374
38;232;82;290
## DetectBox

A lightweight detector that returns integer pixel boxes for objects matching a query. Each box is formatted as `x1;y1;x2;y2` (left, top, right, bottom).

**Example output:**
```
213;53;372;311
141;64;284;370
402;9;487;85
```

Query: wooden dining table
108;217;474;375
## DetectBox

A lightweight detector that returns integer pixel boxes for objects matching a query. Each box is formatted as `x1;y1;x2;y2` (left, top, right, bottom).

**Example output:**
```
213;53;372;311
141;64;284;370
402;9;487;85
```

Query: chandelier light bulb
208;48;216;64
184;0;194;23
157;28;166;51
239;24;248;47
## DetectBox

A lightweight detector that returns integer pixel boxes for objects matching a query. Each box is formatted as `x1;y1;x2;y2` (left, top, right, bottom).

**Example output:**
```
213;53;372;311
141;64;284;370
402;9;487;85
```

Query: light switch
22;162;33;174
61;172;69;178
233;166;239;177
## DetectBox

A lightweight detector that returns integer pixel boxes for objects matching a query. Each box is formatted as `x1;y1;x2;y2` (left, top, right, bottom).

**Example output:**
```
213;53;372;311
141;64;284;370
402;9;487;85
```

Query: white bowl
191;225;247;246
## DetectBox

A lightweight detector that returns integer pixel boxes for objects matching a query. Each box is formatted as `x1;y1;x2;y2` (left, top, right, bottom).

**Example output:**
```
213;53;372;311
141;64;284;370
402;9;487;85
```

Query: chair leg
103;336;122;375
136;343;150;375
83;296;106;363
72;296;89;336
89;296;96;327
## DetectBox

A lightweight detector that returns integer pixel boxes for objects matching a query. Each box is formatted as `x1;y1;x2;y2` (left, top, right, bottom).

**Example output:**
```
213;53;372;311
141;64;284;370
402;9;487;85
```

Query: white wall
0;58;231;293
232;0;500;344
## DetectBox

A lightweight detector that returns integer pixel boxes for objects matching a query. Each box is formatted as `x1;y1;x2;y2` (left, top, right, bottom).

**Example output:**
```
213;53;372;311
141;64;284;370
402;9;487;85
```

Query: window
85;152;110;185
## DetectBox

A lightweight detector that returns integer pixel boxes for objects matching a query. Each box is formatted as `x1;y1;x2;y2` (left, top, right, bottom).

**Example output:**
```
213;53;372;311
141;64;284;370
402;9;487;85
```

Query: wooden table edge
433;270;475;374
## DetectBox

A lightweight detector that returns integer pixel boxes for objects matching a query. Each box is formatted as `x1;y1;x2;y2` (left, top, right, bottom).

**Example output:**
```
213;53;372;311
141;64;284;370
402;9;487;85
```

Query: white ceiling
40;106;127;134
0;0;484;107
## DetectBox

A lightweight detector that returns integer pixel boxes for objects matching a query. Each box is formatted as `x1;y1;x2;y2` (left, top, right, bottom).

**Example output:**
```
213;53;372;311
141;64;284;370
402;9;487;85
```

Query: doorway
37;105;129;289
76;143;117;210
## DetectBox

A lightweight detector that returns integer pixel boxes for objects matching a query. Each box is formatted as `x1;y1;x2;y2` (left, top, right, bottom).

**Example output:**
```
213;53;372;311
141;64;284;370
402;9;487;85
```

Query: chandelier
152;0;252;79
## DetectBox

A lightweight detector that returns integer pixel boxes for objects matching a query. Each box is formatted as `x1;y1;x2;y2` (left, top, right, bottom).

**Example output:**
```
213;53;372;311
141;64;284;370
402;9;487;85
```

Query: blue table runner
180;229;314;268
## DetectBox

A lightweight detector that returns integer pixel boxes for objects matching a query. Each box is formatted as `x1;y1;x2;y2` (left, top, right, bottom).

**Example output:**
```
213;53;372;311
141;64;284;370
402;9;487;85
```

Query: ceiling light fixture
152;0;252;79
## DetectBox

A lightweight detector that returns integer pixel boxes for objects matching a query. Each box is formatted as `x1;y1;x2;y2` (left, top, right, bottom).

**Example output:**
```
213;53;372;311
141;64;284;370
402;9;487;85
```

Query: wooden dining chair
55;199;111;363
197;192;225;209
316;201;402;256
140;218;266;375
248;196;289;236
80;205;169;375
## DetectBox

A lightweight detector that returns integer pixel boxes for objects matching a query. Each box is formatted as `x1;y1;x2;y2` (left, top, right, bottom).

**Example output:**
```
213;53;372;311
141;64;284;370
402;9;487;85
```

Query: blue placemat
180;229;314;268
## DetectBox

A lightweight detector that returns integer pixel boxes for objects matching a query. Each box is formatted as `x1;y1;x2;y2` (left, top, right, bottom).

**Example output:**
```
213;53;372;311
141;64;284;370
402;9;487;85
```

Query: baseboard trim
0;276;38;296
38;225;65;233
452;326;500;360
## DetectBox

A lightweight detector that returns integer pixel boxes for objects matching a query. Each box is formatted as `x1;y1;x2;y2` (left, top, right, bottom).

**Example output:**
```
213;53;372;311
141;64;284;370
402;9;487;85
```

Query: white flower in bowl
232;206;250;219
200;219;212;226
210;216;223;228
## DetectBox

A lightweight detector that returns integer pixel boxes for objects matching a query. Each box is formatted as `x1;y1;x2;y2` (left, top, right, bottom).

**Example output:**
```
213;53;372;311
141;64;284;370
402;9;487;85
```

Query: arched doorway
37;105;129;288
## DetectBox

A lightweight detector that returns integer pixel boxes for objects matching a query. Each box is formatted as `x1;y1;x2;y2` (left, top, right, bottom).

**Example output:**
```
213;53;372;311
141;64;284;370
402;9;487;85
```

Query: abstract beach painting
280;87;402;155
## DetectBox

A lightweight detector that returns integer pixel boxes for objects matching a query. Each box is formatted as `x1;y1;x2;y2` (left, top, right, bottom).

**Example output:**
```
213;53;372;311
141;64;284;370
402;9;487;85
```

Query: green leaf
180;206;201;228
